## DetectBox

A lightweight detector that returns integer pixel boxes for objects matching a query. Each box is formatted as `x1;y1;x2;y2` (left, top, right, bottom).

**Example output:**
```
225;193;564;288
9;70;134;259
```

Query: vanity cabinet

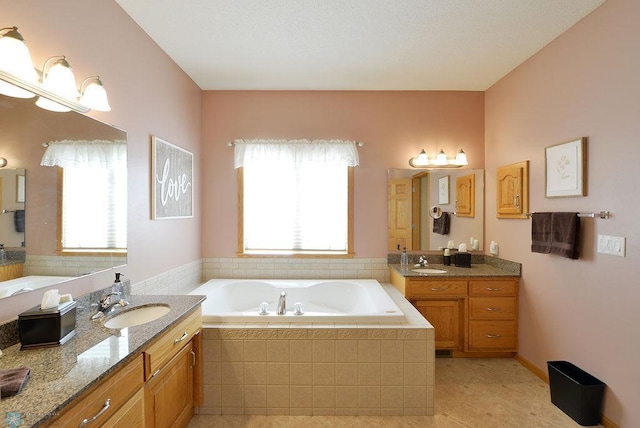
44;306;203;428
391;270;519;355
0;262;23;281
144;306;203;428
47;355;144;427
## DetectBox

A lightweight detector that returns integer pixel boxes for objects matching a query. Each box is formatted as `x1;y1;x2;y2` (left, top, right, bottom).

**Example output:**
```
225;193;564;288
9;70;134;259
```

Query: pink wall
201;91;484;257
485;0;638;425
0;0;202;320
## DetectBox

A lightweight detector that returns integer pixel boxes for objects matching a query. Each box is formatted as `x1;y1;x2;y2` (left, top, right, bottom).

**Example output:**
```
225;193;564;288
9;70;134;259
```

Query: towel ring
429;206;443;219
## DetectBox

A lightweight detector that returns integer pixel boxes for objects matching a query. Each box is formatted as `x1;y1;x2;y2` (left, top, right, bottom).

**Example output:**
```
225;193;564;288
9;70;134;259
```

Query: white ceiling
116;0;605;91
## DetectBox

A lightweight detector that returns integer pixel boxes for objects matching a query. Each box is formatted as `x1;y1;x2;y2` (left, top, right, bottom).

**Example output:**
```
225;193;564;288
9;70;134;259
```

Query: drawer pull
431;287;446;291
191;349;196;368
485;334;502;339
485;307;501;312
152;369;161;378
485;287;502;291
79;399;110;427
173;331;188;345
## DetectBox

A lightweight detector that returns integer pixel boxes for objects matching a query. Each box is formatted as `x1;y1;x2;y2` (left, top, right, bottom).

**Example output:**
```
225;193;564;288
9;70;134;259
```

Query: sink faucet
419;255;429;266
91;291;128;320
277;291;287;315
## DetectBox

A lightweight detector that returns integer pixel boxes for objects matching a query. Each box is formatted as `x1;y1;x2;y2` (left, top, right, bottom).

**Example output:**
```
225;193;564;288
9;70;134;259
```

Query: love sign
151;136;194;219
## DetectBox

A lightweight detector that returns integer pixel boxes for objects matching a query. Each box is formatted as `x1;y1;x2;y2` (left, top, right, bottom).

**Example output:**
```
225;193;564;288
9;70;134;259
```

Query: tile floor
189;357;597;427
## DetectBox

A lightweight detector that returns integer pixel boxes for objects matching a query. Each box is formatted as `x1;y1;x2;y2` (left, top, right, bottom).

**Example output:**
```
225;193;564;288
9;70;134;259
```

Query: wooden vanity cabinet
45;306;203;428
0;262;23;281
391;270;519;355
407;278;466;350
144;306;203;428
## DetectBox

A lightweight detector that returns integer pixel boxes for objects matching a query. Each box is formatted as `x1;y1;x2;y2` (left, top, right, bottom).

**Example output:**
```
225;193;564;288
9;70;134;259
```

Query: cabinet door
145;341;194;428
496;161;529;218
455;174;475;217
413;299;462;350
103;389;145;427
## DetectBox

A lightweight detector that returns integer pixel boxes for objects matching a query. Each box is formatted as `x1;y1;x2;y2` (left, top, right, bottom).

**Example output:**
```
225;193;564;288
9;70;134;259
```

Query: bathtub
0;275;75;299
189;279;407;323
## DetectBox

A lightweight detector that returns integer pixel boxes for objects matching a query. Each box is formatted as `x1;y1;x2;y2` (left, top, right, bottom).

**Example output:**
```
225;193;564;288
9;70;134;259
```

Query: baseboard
514;354;619;428
451;351;516;358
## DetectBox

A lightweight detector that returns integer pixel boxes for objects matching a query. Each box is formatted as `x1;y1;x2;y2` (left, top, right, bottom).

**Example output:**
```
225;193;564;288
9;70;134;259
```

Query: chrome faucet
418;255;429;266
91;291;128;320
277;291;287;315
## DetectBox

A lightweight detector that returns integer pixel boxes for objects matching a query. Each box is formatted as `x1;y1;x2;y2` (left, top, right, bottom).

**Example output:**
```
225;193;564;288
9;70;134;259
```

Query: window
235;140;358;256
59;166;127;251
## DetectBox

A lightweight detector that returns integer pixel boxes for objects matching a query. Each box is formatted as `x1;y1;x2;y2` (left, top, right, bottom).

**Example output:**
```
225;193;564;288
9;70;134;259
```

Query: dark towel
14;209;25;233
0;367;30;398
550;212;580;259
531;212;552;254
433;212;450;235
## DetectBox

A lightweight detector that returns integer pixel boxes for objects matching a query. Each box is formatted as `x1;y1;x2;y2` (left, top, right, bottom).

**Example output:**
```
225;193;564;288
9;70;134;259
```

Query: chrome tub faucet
277;291;287;315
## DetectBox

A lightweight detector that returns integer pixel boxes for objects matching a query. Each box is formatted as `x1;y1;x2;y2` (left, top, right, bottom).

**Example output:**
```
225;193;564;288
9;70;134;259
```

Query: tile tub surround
0;293;205;427
198;284;435;416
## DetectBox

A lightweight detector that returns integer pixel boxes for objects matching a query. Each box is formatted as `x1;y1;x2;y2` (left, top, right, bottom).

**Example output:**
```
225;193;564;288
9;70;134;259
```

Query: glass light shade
0;157;7;168
36;58;79;112
0;27;38;98
434;149;448;166
409;149;430;168
80;78;111;111
455;149;468;165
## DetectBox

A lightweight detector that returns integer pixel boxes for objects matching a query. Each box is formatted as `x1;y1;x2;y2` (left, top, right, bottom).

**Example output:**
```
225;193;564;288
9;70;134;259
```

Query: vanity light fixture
79;76;111;112
36;56;80;112
409;148;468;169
0;25;110;113
0;27;38;98
0;157;7;168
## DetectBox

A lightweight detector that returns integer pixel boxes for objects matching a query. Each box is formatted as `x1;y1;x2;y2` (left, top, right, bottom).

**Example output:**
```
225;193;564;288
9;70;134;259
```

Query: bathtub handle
173;331;188;345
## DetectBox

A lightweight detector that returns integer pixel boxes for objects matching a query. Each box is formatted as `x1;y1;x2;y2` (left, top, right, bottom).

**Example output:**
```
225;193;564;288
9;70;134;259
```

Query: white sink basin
412;268;448;274
103;304;171;329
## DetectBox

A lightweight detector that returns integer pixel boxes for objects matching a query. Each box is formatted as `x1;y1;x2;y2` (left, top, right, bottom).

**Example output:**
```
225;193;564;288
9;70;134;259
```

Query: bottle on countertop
0;244;6;261
443;248;451;266
400;248;409;266
111;272;125;298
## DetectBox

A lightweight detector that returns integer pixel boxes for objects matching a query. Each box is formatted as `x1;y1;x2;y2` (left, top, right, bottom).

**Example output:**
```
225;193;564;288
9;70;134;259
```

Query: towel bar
525;211;610;219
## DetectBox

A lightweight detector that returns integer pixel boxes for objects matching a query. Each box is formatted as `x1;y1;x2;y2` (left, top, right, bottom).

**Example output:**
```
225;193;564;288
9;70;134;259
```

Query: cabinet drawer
409;280;466;297
49;355;144;427
468;320;517;351
144;306;201;379
469;297;516;320
469;280;518;296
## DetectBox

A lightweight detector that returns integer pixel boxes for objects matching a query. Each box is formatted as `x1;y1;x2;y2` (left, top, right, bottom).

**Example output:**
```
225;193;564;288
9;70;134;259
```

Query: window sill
239;250;354;258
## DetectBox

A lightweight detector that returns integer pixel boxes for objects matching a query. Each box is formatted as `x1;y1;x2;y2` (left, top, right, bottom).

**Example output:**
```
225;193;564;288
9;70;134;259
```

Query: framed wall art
438;175;450;205
151;136;194;219
545;137;587;198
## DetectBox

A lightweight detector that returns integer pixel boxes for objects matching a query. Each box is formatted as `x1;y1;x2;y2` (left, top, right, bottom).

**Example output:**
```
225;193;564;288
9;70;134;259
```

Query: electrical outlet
490;241;499;256
597;234;626;257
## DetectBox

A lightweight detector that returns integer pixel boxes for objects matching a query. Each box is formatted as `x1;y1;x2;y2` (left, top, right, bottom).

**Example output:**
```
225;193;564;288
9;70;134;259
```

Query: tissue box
455;252;471;268
18;301;77;349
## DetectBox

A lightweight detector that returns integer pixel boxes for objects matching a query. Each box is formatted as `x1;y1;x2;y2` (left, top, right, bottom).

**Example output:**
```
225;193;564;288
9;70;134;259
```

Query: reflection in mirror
0;94;127;300
388;168;484;252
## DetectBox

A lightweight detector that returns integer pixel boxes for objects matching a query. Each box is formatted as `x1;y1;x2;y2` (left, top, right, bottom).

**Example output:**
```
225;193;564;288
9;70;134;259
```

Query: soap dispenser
400;248;409;266
0;244;6;261
111;272;125;298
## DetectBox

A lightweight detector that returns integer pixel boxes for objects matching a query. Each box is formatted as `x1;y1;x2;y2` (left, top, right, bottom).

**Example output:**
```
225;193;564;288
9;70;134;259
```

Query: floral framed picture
438;175;450;205
545;137;587;198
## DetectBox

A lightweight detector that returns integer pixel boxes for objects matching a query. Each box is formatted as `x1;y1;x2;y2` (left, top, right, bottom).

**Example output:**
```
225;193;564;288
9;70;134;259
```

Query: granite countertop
0;294;206;427
390;261;521;278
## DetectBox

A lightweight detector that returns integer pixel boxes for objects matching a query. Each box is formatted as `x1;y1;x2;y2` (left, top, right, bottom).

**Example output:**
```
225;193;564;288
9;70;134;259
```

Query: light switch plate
597;234;626;257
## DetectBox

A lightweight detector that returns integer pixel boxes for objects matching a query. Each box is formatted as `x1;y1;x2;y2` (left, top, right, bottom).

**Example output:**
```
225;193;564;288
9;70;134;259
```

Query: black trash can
548;361;606;426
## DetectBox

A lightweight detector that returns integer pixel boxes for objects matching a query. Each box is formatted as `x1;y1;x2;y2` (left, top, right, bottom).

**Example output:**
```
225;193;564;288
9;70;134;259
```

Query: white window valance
233;139;360;168
40;139;127;169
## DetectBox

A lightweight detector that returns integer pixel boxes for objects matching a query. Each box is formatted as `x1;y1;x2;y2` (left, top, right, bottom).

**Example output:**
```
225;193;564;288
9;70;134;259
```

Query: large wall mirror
388;168;484;252
0;94;127;299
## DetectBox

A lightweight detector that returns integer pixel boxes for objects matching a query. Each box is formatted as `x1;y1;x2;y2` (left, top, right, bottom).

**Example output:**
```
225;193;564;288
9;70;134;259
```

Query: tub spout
277;291;286;315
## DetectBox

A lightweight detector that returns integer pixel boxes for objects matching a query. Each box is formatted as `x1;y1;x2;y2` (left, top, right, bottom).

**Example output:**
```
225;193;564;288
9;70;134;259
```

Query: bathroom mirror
0;94;127;299
388;168;484;252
